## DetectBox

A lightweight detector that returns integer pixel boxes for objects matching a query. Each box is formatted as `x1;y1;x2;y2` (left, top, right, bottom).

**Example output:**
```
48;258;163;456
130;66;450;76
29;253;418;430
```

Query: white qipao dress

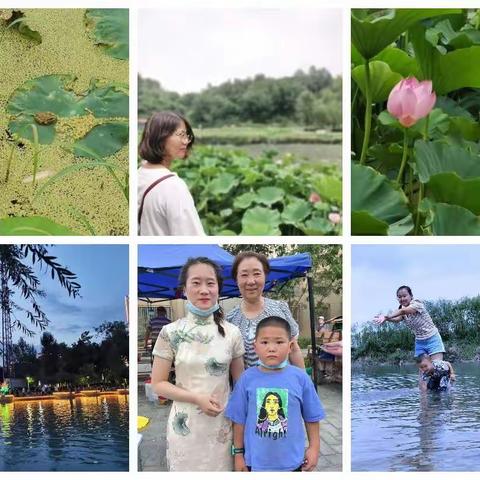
153;311;244;471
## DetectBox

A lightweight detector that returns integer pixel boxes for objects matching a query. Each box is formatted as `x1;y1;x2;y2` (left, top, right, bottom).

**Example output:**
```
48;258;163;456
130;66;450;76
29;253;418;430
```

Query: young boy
225;316;325;472
417;353;456;391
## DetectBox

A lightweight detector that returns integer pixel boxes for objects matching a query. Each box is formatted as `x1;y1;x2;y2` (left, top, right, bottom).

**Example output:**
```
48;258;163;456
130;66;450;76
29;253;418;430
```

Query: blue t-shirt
225;365;325;472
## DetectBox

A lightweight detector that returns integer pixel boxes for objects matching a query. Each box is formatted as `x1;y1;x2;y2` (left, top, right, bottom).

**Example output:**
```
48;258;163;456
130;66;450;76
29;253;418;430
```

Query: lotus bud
387;77;436;128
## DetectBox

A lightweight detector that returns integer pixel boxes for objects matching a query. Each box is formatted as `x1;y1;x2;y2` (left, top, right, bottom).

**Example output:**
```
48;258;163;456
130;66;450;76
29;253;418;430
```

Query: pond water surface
352;363;480;471
0;395;128;471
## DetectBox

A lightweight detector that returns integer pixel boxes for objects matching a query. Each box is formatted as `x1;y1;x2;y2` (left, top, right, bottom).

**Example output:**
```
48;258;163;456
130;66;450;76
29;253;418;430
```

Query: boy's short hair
415;353;431;364
255;316;291;338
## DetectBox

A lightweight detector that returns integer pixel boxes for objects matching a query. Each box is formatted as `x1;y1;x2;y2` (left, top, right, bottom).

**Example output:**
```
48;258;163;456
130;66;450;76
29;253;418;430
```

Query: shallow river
352;363;480;471
0;395;128;471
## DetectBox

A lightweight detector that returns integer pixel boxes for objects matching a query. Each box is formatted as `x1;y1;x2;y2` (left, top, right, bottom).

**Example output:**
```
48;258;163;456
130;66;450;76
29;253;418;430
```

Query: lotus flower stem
415;183;424;235
31;124;39;186
396;128;409;185
359;59;372;165
5;143;15;183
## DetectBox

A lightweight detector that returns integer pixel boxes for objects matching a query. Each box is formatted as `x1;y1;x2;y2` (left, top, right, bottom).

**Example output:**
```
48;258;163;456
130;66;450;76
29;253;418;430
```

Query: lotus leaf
256;186;284;206
233;191;257;210
85;9;129;60
0;216;78;235
431;203;480;235
281;199;312;225
7;75;129;155
351;163;413;235
352;61;402;103
351;9;461;60
73;123;129;158
301;216;334;235
4;10;42;44
414;140;480;183
209;172;238;196
241;207;281;235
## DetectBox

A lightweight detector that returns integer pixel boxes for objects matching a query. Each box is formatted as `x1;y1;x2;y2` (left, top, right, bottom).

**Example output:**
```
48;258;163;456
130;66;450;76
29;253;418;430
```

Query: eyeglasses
173;130;193;141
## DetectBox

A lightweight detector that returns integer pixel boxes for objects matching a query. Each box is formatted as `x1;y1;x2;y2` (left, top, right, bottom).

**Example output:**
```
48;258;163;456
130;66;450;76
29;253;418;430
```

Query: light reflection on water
352;364;480;471
0;395;128;471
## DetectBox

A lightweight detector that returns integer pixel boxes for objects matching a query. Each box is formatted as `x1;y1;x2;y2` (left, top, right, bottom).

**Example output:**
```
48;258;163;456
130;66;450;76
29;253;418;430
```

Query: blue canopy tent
138;244;320;384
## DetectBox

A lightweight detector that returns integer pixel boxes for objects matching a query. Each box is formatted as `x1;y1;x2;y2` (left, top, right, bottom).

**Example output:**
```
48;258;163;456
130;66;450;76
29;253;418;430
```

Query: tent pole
307;273;319;387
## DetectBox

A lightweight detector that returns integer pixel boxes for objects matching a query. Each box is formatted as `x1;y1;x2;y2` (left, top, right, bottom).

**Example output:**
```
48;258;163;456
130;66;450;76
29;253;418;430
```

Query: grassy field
189;125;341;145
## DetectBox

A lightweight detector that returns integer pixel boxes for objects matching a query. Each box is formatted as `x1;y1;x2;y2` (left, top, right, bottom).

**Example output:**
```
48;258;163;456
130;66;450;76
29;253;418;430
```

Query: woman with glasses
138;111;205;235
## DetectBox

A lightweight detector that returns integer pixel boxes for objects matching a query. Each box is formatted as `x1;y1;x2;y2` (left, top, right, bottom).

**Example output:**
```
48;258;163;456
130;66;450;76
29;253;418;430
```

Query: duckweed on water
0;9;129;235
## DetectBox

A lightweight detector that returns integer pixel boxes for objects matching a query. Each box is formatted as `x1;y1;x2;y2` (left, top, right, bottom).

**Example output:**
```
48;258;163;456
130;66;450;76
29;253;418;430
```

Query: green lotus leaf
0;216;78;236
312;174;342;205
7;74;80;117
209;172;238;196
352;211;389;235
351;9;461;60
241;207;281;236
411;24;480;94
281;199;312;225
448;117;480;141
414;140;480;183
214;229;237;236
85;9;129;60
5;10;42;44
8;114;55;144
431;203;480;235
373;46;420;78
352;61;402;103
427;173;480;215
301;215;334;235
256;186;284;206
73;123;129;158
351;163;413;235
233;191;257;210
77;84;129;118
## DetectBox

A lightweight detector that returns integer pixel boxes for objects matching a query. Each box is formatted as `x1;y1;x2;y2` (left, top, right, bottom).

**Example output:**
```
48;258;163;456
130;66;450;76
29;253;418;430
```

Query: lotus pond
0;9;129;235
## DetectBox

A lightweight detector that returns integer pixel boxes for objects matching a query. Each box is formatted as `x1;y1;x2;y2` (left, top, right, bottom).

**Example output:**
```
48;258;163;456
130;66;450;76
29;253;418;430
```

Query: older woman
138;111;205;235
151;257;244;471
226;251;305;369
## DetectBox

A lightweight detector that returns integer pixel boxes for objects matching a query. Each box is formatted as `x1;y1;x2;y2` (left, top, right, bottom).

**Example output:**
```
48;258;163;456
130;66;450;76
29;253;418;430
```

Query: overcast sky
139;8;342;93
12;245;128;348
352;245;480;327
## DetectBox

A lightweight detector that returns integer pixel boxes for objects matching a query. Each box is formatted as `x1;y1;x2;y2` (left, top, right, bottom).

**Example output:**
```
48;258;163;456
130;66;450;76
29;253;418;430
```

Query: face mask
258;359;289;370
186;300;219;318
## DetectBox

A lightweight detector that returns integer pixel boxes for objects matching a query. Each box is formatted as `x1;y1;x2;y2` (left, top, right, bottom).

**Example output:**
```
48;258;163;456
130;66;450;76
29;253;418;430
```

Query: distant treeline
11;321;128;387
139;66;341;130
353;296;480;362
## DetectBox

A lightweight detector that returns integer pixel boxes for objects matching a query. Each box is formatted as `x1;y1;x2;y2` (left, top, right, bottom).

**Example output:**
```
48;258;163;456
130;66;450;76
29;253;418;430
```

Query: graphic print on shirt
255;388;288;439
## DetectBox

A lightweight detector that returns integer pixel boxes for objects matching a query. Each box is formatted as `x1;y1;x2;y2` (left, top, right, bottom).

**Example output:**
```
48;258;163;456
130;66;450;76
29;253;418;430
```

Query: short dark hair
139;111;194;164
232;251;270;281
156;306;167;316
416;353;431;364
255;316;291;338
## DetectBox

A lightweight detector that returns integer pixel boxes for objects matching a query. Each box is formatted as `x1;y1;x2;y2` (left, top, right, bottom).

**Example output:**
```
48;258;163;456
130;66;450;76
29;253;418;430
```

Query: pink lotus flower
387;77;436;128
309;192;321;203
328;212;341;224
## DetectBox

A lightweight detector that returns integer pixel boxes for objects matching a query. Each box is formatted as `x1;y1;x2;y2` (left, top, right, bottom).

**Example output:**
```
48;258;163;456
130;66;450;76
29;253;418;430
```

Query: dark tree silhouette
0;245;81;379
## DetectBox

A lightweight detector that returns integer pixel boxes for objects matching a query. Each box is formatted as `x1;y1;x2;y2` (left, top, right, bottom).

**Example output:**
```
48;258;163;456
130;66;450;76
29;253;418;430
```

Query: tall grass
353;296;480;360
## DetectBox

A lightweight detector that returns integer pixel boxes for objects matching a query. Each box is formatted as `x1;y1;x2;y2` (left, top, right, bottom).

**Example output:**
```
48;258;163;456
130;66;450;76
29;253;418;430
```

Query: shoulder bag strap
138;173;175;227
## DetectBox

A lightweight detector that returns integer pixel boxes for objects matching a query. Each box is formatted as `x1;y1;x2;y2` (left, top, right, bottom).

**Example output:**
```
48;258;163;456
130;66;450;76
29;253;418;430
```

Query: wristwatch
231;445;245;455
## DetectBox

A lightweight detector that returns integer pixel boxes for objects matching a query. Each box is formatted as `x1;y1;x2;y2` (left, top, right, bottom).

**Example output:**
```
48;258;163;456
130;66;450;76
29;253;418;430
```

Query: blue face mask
258;358;289;370
186;300;219;318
